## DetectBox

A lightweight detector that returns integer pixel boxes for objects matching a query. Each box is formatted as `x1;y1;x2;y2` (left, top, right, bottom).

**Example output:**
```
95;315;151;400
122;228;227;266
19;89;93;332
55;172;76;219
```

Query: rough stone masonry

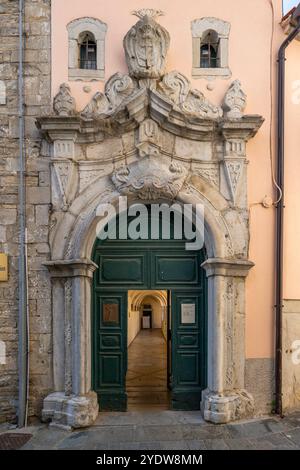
0;0;52;423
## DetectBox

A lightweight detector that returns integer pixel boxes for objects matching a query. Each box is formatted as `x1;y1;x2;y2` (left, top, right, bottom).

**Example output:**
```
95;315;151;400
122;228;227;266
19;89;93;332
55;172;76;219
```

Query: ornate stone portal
37;10;264;428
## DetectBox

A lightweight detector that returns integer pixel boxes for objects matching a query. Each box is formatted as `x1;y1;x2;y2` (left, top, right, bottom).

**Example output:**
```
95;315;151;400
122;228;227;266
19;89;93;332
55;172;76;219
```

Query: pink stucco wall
284;42;300;300
51;0;298;360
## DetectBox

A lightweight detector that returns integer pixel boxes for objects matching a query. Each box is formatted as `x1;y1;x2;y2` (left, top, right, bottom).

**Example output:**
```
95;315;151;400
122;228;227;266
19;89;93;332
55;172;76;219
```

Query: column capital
44;258;98;279
201;258;254;278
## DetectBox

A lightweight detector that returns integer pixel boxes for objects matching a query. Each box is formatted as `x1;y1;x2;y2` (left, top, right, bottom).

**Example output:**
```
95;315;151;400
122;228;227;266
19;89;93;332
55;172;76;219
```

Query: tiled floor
126;329;169;410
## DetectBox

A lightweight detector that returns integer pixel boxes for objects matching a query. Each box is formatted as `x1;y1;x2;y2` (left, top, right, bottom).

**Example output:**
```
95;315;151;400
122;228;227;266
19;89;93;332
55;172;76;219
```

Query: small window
200;30;219;68
67;17;107;81
191;17;231;79
79;32;97;70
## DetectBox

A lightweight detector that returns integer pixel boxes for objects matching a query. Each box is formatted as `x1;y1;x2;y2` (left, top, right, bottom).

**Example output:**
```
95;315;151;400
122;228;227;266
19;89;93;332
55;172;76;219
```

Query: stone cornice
201;258;255;277
36;105;264;144
44;259;98;278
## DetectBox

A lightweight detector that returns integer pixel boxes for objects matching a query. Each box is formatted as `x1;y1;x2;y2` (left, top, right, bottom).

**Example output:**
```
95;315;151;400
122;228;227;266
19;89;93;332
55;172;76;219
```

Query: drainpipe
275;4;300;417
18;0;28;428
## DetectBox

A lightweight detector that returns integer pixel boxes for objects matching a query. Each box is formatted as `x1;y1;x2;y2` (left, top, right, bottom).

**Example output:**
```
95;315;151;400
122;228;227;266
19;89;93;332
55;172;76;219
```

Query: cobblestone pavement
0;411;300;450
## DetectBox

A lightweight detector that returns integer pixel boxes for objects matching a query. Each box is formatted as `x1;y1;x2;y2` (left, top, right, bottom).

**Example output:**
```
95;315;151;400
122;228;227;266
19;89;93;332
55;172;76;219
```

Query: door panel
170;291;206;410
93;292;127;411
151;252;200;288
98;253;148;287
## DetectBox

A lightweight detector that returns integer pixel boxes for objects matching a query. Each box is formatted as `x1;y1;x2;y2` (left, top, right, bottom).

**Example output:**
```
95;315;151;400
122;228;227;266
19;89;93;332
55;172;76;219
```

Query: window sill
192;67;231;79
68;68;105;81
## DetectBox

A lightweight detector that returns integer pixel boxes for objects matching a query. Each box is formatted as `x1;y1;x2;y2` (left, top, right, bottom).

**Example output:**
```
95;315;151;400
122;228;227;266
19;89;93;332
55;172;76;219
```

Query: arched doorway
91;210;207;411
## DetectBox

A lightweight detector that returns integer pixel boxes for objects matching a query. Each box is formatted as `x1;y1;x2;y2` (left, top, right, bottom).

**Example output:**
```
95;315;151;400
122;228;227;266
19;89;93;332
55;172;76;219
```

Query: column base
42;391;99;430
202;389;255;424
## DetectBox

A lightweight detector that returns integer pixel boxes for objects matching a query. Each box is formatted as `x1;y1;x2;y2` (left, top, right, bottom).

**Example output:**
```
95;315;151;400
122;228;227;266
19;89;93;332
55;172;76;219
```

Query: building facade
0;0;300;428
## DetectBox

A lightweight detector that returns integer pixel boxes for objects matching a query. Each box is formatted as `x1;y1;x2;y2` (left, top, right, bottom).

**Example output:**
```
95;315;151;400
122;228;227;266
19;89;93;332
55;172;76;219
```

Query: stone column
201;258;255;424
42;259;99;430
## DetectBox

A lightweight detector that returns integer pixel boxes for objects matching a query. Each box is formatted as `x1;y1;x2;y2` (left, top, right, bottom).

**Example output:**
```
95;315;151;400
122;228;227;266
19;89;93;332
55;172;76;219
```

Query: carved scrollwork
124;9;170;79
157;70;222;119
81;92;109;119
158;71;190;106
193;165;219;188
111;157;188;200
105;72;135;108
183;88;223;119
53;83;76;117
81;73;135;120
223;80;247;119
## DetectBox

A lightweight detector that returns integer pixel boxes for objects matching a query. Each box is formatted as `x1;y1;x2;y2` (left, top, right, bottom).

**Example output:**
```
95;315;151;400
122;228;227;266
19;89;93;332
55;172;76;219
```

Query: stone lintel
201;258;255;278
44;258;98;279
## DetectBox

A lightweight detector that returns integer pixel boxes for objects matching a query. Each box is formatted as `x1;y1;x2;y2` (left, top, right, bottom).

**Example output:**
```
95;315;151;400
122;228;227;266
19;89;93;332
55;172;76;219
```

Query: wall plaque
181;304;195;324
103;303;119;324
0;253;8;282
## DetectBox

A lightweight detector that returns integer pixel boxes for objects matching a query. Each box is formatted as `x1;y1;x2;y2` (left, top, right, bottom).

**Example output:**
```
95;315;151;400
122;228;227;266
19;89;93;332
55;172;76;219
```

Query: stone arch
50;174;233;262
44;175;254;428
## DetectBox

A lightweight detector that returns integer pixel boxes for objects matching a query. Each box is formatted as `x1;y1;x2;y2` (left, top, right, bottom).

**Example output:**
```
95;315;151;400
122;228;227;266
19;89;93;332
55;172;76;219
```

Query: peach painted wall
51;0;292;359
284;42;300;300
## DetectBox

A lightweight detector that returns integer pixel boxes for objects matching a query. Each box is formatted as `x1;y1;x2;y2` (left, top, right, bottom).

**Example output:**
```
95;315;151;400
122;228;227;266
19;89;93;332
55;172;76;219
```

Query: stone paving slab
1;411;299;450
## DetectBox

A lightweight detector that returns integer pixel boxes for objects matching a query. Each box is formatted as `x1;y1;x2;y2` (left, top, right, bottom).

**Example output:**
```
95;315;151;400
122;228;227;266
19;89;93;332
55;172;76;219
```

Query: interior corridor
126;329;169;410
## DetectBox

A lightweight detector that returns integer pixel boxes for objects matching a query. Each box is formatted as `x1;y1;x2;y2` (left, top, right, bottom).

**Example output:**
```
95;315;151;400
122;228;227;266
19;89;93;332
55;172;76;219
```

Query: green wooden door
170;291;206;410
93;291;127;411
92;220;207;412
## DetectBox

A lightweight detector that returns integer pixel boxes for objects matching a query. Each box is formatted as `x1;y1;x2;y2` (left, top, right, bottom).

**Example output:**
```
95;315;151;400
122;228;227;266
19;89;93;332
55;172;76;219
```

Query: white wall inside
127;291;141;346
127;291;168;346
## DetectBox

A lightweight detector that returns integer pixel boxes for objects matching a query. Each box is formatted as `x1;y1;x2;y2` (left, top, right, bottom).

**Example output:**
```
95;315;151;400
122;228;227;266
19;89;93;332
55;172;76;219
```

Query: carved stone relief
52;160;77;211
112;157;188;200
53;83;76;117
158;71;222;119
64;279;73;396
124;9;170;79
193;164;219;189
223;80;247;119
224;160;243;203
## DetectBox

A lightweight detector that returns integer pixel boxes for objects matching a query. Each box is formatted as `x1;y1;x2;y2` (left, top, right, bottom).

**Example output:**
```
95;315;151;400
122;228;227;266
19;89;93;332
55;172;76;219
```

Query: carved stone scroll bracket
201;258;255;424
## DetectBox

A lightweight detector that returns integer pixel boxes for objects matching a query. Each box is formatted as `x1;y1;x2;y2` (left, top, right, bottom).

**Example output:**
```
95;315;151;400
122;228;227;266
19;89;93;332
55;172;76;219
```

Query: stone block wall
0;0;52;423
282;300;300;412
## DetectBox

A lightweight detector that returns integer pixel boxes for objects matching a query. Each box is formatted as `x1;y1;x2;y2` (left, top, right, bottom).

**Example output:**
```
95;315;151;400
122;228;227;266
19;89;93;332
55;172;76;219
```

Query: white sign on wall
181;304;196;324
0;340;6;365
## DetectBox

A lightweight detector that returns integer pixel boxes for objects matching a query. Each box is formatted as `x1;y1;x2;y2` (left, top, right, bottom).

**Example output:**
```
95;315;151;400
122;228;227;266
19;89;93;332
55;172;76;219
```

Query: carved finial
223;80;246;119
53;83;76;117
132;9;164;20
124;9;170;80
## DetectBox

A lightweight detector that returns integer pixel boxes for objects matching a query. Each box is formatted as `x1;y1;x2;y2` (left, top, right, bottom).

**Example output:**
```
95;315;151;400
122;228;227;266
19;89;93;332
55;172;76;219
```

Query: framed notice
103;303;119;324
181;304;195;324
